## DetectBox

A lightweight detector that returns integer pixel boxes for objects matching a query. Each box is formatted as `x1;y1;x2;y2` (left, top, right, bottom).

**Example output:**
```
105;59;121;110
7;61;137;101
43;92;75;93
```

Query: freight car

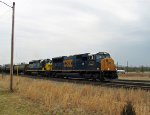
2;64;11;73
51;52;117;81
13;63;28;74
1;63;27;75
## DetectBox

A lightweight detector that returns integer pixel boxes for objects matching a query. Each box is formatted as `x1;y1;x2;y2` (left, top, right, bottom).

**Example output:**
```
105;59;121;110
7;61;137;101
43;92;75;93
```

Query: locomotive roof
14;63;27;66
52;56;66;60
29;60;41;63
29;59;51;62
52;53;89;59
97;52;109;54
72;53;89;56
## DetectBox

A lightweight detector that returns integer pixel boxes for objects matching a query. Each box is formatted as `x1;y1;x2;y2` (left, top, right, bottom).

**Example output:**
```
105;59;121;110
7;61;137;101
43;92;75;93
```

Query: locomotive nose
101;58;116;71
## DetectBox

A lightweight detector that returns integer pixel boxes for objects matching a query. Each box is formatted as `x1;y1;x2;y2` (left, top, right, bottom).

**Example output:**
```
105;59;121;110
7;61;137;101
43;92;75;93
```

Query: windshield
96;53;110;60
103;53;110;58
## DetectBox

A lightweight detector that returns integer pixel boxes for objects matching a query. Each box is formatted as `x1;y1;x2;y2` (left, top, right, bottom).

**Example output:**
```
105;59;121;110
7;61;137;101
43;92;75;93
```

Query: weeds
0;75;149;115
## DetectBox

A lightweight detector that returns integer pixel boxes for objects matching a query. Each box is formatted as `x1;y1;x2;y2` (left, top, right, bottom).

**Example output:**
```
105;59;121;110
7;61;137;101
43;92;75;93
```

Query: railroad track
47;77;150;91
2;74;150;91
117;79;150;83
103;80;150;90
21;75;150;91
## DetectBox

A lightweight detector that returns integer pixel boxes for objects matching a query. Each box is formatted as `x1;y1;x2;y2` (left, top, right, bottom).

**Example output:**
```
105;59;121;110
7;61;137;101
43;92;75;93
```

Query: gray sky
0;0;150;66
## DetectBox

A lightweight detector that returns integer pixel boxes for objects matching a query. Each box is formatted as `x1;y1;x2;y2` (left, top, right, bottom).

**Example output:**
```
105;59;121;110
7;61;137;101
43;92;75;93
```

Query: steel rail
1;73;150;90
117;79;150;83
20;75;150;91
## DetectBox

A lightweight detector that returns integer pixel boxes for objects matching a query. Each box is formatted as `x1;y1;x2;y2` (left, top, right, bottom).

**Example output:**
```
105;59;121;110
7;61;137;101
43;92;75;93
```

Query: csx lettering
64;60;72;67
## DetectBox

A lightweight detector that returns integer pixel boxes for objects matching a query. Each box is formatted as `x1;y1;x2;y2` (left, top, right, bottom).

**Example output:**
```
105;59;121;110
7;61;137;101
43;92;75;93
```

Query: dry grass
119;72;150;81
0;89;49;115
0;75;149;115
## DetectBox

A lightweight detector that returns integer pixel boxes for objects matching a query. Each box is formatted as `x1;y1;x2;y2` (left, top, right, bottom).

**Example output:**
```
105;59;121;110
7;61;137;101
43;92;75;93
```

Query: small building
117;69;126;74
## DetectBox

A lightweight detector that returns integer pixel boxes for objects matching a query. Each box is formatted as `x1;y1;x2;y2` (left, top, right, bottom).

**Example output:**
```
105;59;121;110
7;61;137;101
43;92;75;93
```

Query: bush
121;101;136;115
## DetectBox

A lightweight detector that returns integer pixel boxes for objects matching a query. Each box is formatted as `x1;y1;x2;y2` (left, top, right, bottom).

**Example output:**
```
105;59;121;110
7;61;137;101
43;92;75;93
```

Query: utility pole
0;1;15;92
126;61;128;73
10;2;15;92
117;61;118;70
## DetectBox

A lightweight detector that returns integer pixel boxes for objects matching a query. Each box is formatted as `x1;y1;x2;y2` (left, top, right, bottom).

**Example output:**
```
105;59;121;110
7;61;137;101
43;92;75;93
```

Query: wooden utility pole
10;2;15;92
126;61;128;73
0;1;15;92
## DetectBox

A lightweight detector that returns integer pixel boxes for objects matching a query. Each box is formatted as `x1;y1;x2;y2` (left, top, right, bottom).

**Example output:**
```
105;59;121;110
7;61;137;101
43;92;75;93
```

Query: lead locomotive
51;52;117;81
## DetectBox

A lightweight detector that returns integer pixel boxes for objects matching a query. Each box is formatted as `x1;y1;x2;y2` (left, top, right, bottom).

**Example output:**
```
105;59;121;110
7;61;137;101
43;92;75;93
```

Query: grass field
0;74;149;115
119;72;150;81
0;89;50;115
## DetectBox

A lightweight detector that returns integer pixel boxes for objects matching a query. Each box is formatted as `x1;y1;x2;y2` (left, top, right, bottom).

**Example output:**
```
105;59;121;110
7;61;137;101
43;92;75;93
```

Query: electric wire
0;1;12;8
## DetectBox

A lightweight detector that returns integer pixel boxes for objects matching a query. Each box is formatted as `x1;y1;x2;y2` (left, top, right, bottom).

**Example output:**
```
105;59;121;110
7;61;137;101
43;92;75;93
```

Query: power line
0;1;12;8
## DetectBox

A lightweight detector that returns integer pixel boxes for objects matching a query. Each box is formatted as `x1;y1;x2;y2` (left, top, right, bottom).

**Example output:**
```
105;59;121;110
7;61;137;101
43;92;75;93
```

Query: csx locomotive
1;52;118;81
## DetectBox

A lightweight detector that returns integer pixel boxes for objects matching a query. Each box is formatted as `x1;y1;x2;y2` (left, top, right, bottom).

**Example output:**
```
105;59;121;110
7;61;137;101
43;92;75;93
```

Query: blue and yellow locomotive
25;59;52;76
52;52;117;81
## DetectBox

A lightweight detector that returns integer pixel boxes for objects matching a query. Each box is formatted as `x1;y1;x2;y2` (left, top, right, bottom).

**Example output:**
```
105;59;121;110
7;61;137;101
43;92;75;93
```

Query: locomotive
1;52;118;81
25;59;52;76
51;52;117;81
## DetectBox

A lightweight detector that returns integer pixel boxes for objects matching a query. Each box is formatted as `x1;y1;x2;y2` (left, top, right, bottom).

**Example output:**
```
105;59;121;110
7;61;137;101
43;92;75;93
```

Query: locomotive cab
94;52;116;71
95;52;118;80
95;52;110;62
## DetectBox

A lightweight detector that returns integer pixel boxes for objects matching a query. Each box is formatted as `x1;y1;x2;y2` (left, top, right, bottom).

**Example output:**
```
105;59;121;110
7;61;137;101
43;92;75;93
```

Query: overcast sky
0;0;150;66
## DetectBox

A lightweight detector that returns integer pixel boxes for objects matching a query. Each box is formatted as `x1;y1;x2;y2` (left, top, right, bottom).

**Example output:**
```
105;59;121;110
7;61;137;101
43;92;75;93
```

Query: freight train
0;52;118;81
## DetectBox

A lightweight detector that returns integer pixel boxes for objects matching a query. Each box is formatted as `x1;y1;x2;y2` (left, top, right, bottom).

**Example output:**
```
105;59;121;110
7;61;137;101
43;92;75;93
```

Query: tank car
13;63;28;74
2;64;11;73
